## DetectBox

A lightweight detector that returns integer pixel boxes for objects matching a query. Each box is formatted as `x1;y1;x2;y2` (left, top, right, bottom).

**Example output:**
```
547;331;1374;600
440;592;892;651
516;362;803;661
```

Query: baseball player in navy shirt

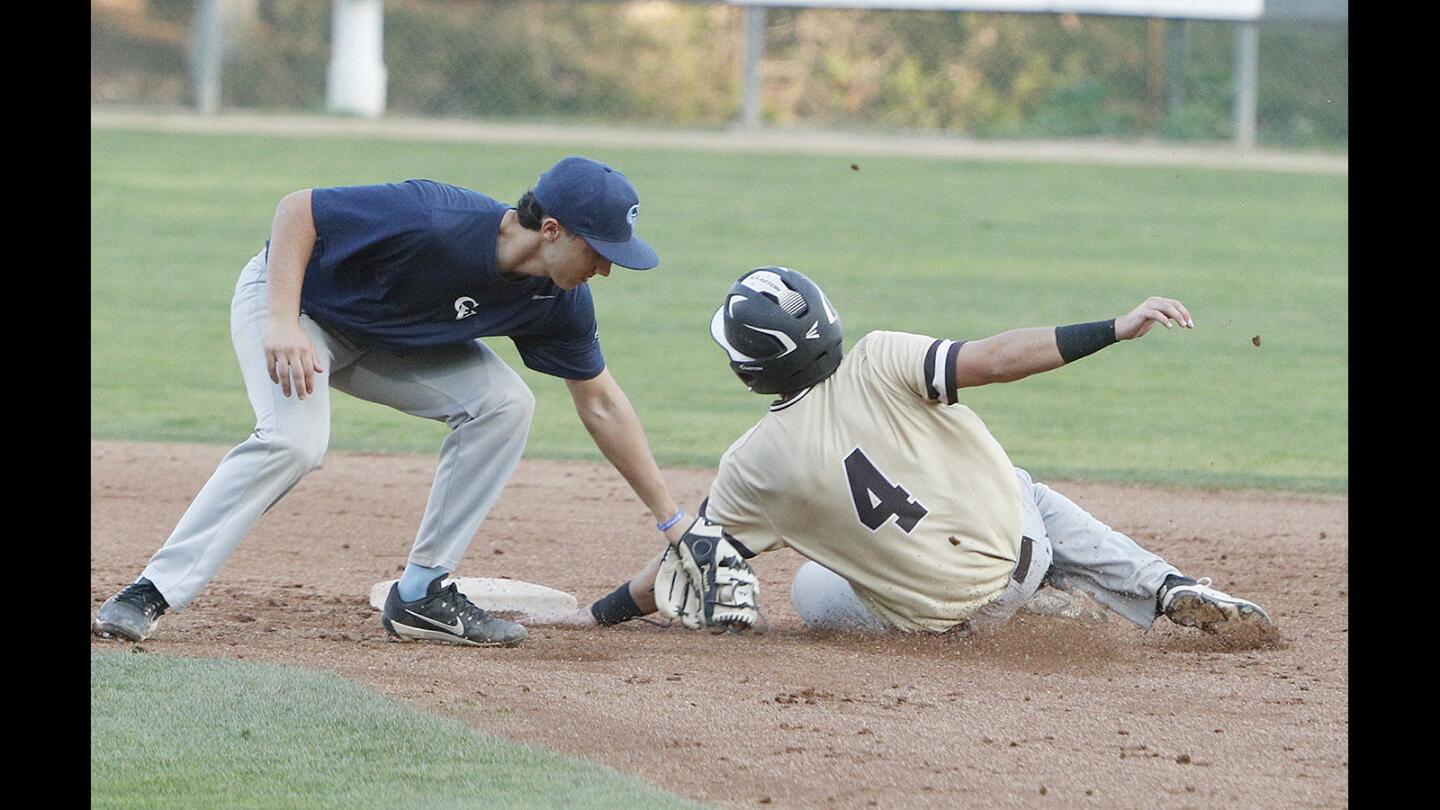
95;157;693;647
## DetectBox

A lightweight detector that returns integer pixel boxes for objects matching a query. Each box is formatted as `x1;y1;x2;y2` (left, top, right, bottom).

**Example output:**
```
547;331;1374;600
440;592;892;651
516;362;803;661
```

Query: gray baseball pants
141;251;535;610
790;467;1181;632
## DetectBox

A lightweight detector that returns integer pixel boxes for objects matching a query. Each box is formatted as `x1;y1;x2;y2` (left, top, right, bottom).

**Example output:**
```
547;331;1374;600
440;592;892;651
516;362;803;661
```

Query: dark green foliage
1029;78;1140;137
223;1;331;110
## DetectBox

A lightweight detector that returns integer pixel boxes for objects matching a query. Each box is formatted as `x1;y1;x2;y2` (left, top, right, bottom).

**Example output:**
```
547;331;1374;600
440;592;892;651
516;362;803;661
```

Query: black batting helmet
709;266;843;395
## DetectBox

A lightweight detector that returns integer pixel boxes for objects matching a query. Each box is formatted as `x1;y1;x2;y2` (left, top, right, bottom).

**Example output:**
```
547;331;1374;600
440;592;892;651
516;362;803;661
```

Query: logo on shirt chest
454;297;478;320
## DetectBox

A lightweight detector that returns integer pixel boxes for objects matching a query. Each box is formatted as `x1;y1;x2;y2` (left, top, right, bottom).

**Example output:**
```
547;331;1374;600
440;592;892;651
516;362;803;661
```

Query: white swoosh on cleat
407;610;464;635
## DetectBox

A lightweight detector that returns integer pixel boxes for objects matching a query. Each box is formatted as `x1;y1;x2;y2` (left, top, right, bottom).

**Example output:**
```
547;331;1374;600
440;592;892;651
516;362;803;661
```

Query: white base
369;577;578;614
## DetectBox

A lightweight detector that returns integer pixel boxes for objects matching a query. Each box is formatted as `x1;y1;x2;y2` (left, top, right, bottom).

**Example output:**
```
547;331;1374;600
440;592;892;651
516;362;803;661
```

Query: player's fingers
1144;308;1173;329
275;355;293;398
297;349;318;398
1174;300;1194;328
1150;297;1193;328
1154;303;1186;328
266;352;281;385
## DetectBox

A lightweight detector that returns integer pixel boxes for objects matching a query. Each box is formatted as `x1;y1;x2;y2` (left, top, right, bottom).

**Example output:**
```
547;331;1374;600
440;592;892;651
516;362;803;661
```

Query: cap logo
533;157;658;269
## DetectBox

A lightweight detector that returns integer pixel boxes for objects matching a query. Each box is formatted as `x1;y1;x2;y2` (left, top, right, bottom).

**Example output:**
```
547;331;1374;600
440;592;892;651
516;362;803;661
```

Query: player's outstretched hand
1115;296;1194;340
264;318;325;399
518;606;598;627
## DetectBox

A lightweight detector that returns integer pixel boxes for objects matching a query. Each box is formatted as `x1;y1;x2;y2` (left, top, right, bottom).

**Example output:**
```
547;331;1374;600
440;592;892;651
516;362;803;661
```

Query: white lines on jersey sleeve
923;338;965;405
925;339;952;403
943;340;963;404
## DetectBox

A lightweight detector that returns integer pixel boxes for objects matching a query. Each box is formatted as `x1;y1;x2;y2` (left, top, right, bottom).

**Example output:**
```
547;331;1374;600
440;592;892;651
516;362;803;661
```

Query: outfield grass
91;650;704;809
91;128;1346;491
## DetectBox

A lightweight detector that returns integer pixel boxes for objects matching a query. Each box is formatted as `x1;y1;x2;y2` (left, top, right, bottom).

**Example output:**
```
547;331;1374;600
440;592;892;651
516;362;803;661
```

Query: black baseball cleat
381;575;528;647
1157;575;1273;633
94;578;169;642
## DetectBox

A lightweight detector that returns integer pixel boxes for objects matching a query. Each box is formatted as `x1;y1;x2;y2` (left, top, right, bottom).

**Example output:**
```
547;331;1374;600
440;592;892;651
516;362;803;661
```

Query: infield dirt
91;440;1347;808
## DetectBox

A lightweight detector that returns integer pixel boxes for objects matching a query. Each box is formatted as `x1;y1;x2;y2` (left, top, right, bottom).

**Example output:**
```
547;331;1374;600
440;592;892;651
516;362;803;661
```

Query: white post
190;0;223;115
1232;21;1258;149
1164;18;1186;112
327;0;387;118
740;5;767;129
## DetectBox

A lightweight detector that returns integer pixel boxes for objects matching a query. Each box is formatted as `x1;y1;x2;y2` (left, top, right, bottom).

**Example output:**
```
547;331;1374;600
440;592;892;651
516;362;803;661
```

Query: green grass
91;128;1347;491
91;650;704;809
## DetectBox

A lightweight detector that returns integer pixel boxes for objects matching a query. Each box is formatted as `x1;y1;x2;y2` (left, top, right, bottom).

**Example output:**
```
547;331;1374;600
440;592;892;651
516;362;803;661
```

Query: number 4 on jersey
843;448;928;533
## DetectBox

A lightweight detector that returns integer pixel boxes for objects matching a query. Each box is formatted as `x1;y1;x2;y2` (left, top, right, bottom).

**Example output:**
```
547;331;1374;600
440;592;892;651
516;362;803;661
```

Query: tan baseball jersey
705;330;1024;633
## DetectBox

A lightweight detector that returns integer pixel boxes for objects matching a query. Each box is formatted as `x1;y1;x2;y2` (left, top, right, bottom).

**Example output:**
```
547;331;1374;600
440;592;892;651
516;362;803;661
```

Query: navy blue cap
532;157;659;270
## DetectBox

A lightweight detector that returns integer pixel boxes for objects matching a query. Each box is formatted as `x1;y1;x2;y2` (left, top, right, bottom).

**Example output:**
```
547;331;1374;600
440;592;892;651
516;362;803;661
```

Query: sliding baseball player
534;266;1273;639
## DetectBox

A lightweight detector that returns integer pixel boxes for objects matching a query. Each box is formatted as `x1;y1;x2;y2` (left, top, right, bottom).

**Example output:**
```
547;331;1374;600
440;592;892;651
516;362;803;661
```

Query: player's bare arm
564;369;687;544
263;189;324;400
952;327;1066;388
953;295;1193;389
626;550;665;613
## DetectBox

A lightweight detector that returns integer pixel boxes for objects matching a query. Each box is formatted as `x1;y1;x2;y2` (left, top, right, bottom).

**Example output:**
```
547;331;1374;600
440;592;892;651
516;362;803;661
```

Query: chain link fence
91;0;1346;148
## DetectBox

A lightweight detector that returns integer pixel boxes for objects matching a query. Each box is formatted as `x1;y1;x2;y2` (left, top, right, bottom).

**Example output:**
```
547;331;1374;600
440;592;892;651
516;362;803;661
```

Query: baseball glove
654;513;760;631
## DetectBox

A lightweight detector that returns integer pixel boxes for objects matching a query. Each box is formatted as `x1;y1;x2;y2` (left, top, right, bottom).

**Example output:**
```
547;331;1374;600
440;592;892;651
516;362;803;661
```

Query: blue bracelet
657;510;686;532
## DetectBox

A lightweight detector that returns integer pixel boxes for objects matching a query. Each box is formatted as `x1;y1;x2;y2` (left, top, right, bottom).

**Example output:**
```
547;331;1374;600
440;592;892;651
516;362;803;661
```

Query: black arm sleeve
1055;319;1118;363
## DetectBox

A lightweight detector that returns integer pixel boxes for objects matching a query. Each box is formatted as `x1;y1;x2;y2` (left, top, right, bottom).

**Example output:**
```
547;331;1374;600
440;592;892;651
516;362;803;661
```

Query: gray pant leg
968;531;1053;633
791;534;1051;635
329;340;535;571
142;253;351;609
1016;467;1179;627
790;561;892;633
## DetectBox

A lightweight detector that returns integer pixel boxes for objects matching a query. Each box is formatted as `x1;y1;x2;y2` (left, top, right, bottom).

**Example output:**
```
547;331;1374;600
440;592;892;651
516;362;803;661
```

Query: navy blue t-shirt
295;179;605;380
